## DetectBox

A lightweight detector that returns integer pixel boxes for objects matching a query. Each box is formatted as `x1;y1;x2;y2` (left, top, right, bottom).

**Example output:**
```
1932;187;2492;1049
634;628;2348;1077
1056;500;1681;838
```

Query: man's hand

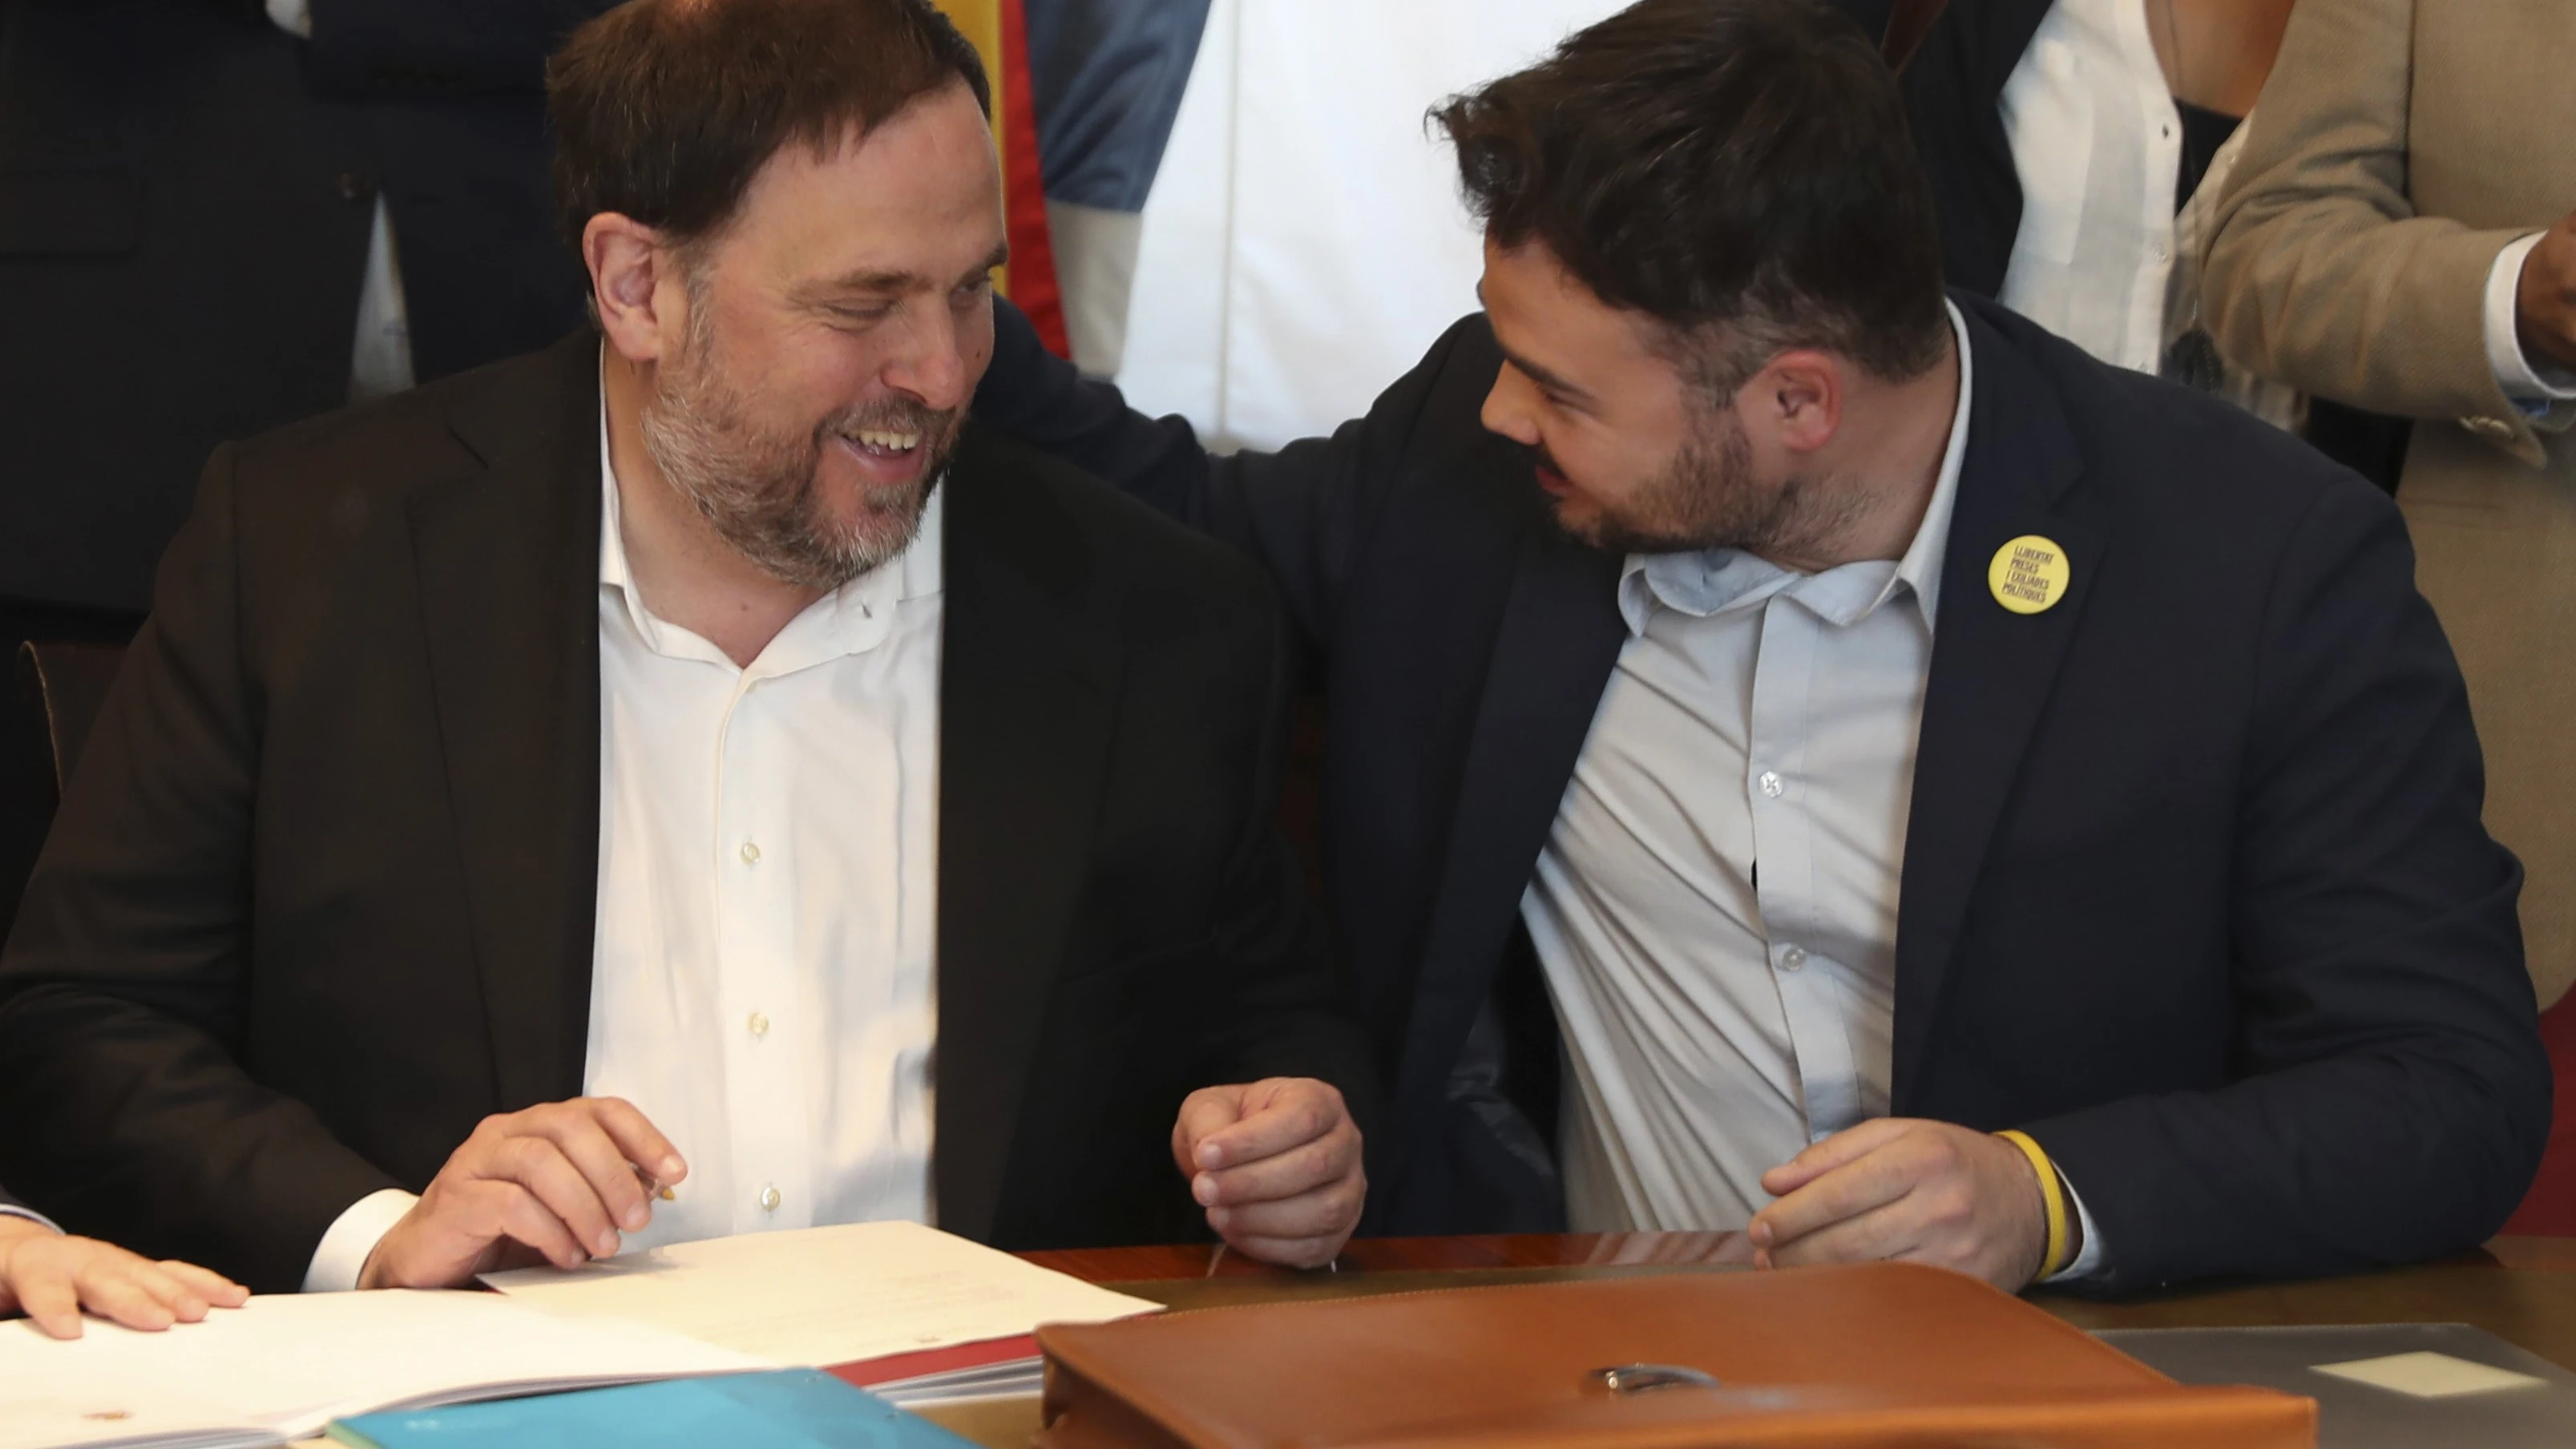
0;1216;247;1339
1746;1118;2066;1292
360;1098;685;1290
1171;1078;1364;1269
2517;210;2576;372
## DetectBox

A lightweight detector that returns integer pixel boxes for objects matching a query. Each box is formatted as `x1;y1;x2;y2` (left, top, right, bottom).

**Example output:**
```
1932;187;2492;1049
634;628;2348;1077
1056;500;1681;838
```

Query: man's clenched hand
1172;1078;1364;1269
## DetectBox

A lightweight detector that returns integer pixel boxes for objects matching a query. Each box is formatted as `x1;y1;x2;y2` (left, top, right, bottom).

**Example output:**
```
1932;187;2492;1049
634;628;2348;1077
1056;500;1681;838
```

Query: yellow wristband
1995;1129;2070;1281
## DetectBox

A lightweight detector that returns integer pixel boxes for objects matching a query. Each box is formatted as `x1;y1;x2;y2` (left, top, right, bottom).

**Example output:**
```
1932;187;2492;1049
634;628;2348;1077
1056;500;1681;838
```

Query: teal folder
325;1369;979;1449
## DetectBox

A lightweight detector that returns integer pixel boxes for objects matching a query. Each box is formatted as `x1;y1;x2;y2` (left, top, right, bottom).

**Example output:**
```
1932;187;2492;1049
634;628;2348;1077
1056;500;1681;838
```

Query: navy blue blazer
974;293;2550;1294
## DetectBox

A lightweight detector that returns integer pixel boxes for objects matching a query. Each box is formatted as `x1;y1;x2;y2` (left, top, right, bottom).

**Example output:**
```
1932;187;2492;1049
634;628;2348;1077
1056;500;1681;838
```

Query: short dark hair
547;0;991;255
1435;0;1948;390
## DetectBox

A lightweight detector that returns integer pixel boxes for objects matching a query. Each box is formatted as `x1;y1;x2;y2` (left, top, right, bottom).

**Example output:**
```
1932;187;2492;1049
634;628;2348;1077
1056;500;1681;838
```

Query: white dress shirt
1524;305;2103;1277
1997;0;2181;374
2000;0;2564;420
2485;234;2576;416
304;397;943;1290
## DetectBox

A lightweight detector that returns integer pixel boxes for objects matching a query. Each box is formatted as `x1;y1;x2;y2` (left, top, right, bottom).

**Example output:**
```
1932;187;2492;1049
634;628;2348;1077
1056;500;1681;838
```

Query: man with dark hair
0;0;1372;1294
974;0;2550;1294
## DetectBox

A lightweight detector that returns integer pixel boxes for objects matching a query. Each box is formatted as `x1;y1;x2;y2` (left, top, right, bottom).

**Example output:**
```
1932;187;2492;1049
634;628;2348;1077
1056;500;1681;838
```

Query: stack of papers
831;1334;1051;1407
0;1290;767;1449
482;1220;1161;1406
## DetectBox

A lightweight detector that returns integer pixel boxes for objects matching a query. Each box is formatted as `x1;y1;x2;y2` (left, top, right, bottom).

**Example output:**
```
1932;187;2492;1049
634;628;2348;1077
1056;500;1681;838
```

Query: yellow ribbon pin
1988;535;2070;615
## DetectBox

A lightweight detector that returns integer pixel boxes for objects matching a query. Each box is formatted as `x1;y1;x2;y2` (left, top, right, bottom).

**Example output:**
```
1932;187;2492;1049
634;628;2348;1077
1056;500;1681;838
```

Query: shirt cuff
0;1205;62;1235
2485;234;2576;410
302;1188;418;1293
2045;1169;2107;1283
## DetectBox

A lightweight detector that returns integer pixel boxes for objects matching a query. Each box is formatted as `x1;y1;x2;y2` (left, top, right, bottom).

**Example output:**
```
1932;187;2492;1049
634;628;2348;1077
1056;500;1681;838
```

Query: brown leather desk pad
907;1234;2576;1449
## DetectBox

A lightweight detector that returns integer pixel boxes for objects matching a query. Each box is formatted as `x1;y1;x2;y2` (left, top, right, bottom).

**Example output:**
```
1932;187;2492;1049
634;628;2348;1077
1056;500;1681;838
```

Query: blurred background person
0;0;617;653
1109;0;1653;450
2201;0;2576;1231
1090;1;2361;465
1025;0;1212;379
1902;0;2291;375
1891;0;2430;486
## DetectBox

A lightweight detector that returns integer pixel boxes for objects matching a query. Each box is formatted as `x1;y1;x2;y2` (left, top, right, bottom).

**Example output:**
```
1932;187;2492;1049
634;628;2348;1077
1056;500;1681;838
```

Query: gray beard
640;344;947;591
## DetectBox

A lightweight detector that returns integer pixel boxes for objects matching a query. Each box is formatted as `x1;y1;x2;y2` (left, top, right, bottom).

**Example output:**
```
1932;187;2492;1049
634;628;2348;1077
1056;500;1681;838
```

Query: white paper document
481;1219;1161;1367
0;1290;768;1449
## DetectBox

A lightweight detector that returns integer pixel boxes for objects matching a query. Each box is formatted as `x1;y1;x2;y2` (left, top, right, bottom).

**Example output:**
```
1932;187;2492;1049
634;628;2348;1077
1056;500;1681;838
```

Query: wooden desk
912;1233;2576;1448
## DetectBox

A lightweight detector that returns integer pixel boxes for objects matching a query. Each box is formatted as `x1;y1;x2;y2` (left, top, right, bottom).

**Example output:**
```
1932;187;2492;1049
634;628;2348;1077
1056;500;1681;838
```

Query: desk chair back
1;640;126;947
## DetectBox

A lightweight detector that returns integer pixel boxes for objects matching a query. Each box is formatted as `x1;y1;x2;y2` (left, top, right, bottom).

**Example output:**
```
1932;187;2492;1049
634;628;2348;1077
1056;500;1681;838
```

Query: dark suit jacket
0;333;1375;1293
0;0;604;612
971;292;2551;1294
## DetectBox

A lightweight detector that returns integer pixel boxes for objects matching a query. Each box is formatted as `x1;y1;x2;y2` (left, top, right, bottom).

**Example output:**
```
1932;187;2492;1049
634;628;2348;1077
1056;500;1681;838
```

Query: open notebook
0;1290;767;1449
481;1219;1159;1403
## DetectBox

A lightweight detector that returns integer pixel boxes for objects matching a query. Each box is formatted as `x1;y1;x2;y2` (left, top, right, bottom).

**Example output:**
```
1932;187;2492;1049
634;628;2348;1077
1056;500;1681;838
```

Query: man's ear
584;212;688;366
1750;349;1846;457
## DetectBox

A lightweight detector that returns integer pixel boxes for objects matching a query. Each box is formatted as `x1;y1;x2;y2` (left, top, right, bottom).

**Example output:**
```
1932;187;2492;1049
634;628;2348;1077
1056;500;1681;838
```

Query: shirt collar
596;371;943;668
1617;300;1975;637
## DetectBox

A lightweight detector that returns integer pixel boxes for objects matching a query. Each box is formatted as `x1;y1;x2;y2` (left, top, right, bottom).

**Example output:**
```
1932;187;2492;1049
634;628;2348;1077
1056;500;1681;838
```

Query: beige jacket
2205;0;2576;1007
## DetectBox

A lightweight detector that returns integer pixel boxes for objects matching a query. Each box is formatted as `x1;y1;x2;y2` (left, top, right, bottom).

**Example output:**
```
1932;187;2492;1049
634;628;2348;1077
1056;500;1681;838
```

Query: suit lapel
1398;513;1626;1108
1893;305;2104;1102
407;335;605;1111
932;429;1121;1242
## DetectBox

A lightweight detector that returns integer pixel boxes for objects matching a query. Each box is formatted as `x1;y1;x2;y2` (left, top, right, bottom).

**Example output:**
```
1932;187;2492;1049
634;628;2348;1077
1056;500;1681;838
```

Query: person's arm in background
2202;0;2570;466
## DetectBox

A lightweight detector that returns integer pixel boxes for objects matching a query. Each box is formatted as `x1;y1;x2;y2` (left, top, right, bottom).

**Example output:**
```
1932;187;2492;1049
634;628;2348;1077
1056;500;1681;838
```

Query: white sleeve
2485;234;2576;408
301;1189;419;1293
264;0;313;39
2043;1170;2107;1284
0;1204;63;1235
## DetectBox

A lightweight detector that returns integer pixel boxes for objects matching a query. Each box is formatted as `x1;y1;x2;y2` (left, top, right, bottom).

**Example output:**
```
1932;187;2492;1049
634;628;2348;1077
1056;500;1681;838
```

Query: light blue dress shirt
1522;303;2102;1277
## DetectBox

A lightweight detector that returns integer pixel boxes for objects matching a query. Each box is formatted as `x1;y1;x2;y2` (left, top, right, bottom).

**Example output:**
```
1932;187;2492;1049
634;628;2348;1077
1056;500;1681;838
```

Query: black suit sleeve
0;447;400;1292
1183;587;1381;1143
2029;481;2550;1293
302;0;620;94
977;296;1492;662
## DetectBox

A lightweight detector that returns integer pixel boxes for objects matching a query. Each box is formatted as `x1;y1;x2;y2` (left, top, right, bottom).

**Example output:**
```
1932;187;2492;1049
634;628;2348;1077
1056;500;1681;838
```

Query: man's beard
1543;406;1869;560
641;320;963;591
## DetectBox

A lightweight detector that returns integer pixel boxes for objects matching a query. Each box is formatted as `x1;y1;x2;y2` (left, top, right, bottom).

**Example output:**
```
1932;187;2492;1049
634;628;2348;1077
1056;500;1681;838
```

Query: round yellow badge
1988;535;2071;615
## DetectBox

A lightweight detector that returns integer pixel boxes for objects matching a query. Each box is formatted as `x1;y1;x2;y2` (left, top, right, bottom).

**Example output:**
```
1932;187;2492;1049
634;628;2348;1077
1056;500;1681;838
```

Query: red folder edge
828;1334;1041;1390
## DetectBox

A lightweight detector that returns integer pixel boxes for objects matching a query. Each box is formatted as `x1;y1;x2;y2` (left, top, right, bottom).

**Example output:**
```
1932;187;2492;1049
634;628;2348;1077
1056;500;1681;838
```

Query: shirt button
1780;946;1808;971
747;1011;769;1038
758;1185;781;1212
739;841;762;866
1758;771;1785;798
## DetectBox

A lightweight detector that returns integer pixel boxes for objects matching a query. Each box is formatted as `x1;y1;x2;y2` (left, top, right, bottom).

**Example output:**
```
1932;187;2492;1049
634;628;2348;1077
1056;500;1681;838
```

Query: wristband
1995;1129;2071;1281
